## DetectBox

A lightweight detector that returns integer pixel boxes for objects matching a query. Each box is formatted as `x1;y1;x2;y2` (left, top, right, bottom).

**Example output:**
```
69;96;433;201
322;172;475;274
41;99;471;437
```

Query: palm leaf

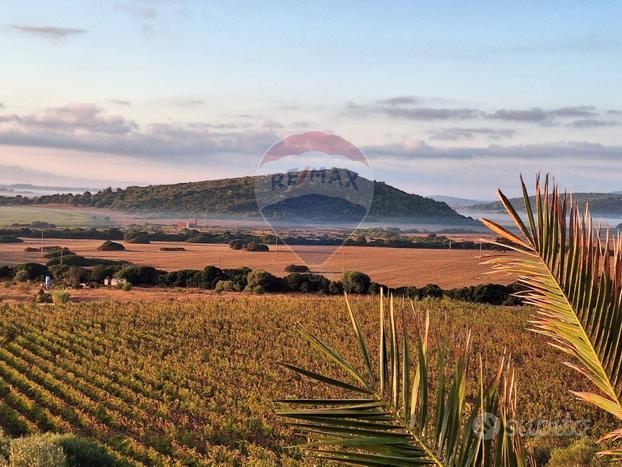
277;291;527;466
481;174;622;452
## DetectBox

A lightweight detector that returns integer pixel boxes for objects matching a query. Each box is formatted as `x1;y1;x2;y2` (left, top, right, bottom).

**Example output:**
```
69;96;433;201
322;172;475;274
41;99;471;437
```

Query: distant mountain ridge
467;193;622;216
0;171;475;224
430;195;492;208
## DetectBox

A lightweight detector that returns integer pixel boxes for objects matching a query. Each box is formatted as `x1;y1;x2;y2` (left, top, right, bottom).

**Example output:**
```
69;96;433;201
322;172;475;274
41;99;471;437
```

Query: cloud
11;25;87;39
377;96;421;107
0;103;279;158
115;3;158;19
346;98;617;127
568;119;619;129
429;127;515;141
109;99;131;106
175;99;205;107
382;107;480;121
488;108;550;123
363;140;622;162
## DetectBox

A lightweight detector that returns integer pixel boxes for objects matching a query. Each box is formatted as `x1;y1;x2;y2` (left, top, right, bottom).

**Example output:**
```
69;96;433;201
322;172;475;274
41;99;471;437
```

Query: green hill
467;193;622;216
0;172;474;224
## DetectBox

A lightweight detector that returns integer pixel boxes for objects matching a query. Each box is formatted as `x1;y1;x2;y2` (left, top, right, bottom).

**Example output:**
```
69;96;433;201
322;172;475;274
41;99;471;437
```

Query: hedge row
0;261;523;306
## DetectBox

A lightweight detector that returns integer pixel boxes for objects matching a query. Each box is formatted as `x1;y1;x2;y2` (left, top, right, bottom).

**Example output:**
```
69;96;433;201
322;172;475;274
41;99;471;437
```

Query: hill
430;195;491;208
467;193;622;216
0;171;474;224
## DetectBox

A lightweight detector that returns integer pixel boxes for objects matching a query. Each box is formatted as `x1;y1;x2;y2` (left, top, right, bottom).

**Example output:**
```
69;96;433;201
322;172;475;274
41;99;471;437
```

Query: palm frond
277;293;527;466
481;174;622;448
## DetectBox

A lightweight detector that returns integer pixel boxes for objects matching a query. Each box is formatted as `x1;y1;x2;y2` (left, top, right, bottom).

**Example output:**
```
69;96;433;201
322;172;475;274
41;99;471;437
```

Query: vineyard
0;295;614;465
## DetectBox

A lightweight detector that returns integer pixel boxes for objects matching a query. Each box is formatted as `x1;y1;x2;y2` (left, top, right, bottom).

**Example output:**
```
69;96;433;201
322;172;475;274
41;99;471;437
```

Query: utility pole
274;233;278;262
40;231;44;259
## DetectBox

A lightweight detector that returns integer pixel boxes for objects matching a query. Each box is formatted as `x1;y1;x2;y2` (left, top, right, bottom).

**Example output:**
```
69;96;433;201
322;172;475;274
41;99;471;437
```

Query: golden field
0;238;518;288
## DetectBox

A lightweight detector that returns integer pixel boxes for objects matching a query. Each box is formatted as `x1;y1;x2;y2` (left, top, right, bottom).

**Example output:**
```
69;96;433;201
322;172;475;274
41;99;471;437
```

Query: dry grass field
0;238;518;288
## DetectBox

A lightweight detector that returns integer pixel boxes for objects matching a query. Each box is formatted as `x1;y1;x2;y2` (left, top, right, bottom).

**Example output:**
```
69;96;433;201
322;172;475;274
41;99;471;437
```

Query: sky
1;0;622;199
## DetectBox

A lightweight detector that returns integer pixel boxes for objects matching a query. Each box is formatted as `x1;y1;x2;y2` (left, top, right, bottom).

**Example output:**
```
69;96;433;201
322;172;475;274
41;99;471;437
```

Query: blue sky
1;0;621;198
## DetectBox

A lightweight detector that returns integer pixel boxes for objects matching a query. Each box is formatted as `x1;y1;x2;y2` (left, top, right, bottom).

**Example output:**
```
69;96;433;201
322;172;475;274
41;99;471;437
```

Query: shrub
52;291;71;305
0;236;22;243
122;282;132;292
0;266;13;280
214;280;236;293
243;241;269;252
44;247;73;259
548;438;600;466
97;241;125;251
368;282;387;295
284;264;309;273
284;273;330;293
115;266;158;285
9;434;67;467
124;231;151;244
419;283;443;299
13;263;49;281
328;280;343;295
159;247;186;251
342;271;371;294
34;289;53;303
245;269;281;293
228;239;244;250
14;270;29;283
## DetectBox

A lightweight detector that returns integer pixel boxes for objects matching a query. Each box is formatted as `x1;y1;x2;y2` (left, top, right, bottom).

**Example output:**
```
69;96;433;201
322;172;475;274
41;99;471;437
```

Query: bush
13;263;49;281
548;438;600;466
243;241;269;252
52;291;70;305
214;280;236;293
124;231;151;244
97;241;125;251
44;247;72;259
9;434;67;467
0;266;13;280
284;264;310;273
115;266;158;285
0;236;22;243
160;247;186;251
245;269;281;293
122;282;132;292
34;289;53;304
284;273;330;293
14;270;29;283
342;271;371;294
228;239;244;250
368;282;387;295
328;280;343;295
419;284;443;299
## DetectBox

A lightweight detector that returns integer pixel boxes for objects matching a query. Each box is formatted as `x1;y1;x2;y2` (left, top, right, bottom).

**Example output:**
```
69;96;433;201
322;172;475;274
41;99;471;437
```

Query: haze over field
1;1;622;198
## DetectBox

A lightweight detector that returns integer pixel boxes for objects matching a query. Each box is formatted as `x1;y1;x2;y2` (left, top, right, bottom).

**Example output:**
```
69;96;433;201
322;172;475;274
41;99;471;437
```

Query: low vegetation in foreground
0;296;612;465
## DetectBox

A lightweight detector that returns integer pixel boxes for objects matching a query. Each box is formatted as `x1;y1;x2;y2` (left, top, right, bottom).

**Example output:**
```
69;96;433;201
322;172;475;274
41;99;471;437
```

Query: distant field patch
0;206;110;227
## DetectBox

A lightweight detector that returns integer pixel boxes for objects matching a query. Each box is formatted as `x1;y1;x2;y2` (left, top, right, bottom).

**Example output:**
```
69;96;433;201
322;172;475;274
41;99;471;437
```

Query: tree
342;270;371;294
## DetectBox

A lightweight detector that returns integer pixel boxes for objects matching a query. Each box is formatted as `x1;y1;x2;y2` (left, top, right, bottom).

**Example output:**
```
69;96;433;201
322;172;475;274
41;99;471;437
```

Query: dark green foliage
0;172;472;223
115;266;159;285
0;235;22;243
284;264;309;273
13;263;49;281
328;280;343;295
283;273;330;293
245;269;282;292
124;231;151;244
228;239;244;250
97;241;125;251
341;270;371;294
44;247;73;259
419;283;443;299
243;241;269;252
0;266;14;280
53;435;117;467
368;281;387;295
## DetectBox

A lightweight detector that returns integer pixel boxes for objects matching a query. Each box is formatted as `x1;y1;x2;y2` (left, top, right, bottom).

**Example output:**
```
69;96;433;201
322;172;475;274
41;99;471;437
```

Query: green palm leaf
481;174;622;453
277;293;528;466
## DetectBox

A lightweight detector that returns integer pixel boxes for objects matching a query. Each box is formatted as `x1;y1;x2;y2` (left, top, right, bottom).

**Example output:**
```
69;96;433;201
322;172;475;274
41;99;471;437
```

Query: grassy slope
0;295;612;465
0;206;110;227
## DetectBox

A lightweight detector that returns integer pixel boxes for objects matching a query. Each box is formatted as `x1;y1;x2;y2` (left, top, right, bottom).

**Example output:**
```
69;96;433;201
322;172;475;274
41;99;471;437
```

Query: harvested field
0;238;518;288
